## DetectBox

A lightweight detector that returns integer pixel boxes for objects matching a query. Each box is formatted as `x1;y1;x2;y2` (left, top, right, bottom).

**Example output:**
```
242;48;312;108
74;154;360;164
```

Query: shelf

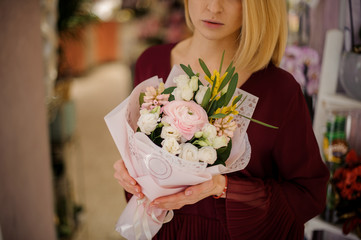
319;94;361;110
305;217;360;240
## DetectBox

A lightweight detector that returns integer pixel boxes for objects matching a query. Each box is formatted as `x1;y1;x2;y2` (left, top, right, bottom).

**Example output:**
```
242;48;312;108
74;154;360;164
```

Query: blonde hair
184;0;288;73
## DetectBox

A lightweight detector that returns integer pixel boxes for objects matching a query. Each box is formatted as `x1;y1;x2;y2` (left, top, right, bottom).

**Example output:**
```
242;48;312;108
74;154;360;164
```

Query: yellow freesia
205;70;228;98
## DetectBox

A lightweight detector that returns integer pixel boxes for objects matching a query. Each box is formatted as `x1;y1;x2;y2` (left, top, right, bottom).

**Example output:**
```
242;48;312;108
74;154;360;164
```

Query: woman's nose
207;0;223;13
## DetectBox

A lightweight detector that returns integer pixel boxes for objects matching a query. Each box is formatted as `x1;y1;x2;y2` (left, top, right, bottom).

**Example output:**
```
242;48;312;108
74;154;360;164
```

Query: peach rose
162;100;208;140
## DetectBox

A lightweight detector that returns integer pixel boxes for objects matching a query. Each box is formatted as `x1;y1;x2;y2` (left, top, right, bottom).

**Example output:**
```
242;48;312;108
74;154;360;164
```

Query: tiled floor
68;62;132;240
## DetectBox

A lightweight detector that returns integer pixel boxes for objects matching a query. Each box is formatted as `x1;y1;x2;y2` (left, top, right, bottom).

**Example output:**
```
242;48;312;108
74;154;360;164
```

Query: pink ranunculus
162;100;208;140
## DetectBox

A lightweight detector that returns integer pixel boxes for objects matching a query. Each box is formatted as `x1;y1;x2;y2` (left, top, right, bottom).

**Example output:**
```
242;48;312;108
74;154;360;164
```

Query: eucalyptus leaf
201;88;211;109
180;64;195;78
232;94;243;106
218;66;235;92
199;58;211;79
219;50;225;73
223;73;238;106
209;113;227;119
208;99;218;116
217;92;227;108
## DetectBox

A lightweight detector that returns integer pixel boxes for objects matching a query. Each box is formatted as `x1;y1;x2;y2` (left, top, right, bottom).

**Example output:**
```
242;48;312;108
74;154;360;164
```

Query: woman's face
188;0;243;41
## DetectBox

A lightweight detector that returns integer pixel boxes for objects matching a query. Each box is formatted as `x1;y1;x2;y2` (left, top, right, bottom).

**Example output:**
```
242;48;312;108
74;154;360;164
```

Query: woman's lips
202;20;224;28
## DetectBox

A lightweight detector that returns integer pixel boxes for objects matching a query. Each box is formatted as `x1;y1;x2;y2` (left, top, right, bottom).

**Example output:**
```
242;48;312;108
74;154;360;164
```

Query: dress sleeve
225;90;330;239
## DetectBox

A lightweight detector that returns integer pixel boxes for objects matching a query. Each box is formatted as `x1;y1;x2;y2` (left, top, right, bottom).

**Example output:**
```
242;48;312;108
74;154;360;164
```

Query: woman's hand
113;159;144;199
150;174;227;210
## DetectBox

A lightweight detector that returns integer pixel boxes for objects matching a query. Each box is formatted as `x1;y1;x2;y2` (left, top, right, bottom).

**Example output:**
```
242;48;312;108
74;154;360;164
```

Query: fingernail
153;201;159;205
131;181;136;186
137;193;142;198
135;188;139;193
185;190;192;196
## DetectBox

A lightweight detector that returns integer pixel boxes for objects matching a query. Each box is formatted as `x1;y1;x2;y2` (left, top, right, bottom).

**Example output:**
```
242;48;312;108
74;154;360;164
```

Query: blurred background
0;0;360;240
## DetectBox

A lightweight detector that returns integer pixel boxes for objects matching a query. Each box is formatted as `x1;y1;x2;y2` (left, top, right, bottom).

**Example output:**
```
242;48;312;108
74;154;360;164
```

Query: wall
0;0;56;239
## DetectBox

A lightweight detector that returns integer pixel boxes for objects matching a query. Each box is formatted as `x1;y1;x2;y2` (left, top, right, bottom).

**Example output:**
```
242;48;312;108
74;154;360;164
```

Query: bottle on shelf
321;113;349;223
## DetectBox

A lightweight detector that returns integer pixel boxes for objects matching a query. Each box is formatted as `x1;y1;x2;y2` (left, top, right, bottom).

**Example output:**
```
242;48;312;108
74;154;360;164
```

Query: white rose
172;87;183;101
198;146;217;165
179;143;199;162
195;85;208;105
161;137;181;155
137;112;159;135
140;108;149;115
189;76;199;91
212;135;228;149
161;125;181;141
174;74;190;88
202;123;217;139
180;85;194;101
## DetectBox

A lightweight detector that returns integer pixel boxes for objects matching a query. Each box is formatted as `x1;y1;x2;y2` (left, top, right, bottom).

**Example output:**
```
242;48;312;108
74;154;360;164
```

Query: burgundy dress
131;43;330;240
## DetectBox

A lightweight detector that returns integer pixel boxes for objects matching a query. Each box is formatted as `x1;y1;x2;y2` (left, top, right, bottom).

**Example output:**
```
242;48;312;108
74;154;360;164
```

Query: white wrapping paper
105;66;258;240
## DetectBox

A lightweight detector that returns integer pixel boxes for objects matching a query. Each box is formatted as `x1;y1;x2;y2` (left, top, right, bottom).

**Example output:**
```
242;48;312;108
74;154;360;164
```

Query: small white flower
172;87;183;101
179;143;199;162
174;74;190;88
202;123;217;139
212;135;228;149
140;108;150;115
189;76;199;91
194;131;203;138
137;112;159;135
161;125;181;141
195;85;208;105
161;137;181;155
198;146;217;165
180;85;194;101
194;139;210;147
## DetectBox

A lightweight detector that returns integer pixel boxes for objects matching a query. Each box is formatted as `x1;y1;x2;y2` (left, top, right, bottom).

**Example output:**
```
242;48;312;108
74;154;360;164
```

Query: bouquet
105;54;273;239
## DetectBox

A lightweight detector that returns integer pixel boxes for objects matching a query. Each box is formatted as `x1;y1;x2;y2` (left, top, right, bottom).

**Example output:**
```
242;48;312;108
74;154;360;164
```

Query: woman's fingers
113;160;135;184
151;179;215;210
113;160;144;198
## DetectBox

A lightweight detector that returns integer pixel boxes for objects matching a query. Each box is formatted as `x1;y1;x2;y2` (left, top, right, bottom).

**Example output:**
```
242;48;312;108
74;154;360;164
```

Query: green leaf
219;50;225;73
216;92;227;108
199;58;211;79
209;113;227;119
168;94;175;102
218;66;235;92
162;86;176;94
207;99;219;117
232;94;243;106
225;60;234;74
201;88;211;109
223;73;238;106
213;140;232;166
180;64;195;78
239;114;279;129
149;124;165;147
139;92;145;106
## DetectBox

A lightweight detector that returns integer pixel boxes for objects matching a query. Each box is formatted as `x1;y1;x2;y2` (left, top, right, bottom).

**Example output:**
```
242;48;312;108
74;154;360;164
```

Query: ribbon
134;198;147;240
133;197;174;240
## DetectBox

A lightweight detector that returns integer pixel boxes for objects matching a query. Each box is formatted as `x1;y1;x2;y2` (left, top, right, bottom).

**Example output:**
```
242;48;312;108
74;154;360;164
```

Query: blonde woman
114;0;329;239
